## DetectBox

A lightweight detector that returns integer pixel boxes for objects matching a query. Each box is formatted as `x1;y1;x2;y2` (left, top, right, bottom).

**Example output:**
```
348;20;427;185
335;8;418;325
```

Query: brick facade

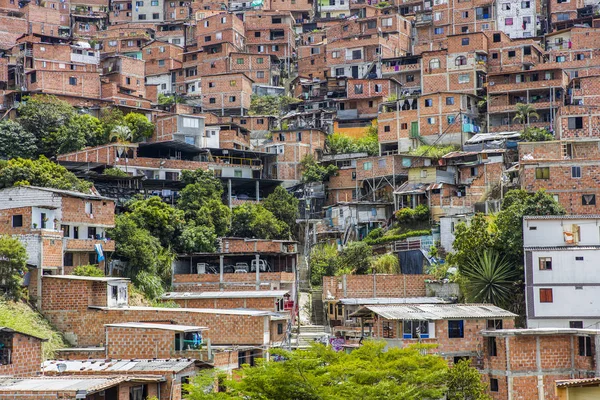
323;274;434;299
0;330;44;377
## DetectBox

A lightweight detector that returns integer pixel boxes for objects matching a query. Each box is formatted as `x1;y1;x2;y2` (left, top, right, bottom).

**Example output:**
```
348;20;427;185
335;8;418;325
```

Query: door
351;65;359;79
410;121;419;138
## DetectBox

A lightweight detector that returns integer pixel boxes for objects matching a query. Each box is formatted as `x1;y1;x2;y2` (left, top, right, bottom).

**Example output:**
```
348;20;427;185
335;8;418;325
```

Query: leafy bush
408;145;457;159
326;124;379;156
395;205;430;223
103;167;128;177
370;253;399;274
366;227;383;240
73;264;104;277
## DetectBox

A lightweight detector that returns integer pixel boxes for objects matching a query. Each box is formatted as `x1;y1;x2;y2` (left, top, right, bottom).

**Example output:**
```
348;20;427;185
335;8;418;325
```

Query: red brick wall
105;326;176;359
0;332;43;377
61;197;115;226
170;296;279;311
323;274;433;299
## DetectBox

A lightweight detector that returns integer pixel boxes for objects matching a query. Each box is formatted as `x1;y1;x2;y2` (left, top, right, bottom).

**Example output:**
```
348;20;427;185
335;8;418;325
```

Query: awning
394;182;426;195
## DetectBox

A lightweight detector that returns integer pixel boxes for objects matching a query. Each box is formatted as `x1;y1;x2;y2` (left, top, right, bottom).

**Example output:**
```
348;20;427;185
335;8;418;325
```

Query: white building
523;215;600;329
496;0;537;38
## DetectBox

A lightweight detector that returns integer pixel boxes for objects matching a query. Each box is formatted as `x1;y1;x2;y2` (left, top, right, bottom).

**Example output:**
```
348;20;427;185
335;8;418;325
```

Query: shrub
73;264;104;277
395;205;430;223
363;229;431;245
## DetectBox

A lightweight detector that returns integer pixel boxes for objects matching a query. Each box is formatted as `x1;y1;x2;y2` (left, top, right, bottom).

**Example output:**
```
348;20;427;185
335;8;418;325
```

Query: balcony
65;238;116;252
337;109;359;119
415;12;432;25
487;79;565;94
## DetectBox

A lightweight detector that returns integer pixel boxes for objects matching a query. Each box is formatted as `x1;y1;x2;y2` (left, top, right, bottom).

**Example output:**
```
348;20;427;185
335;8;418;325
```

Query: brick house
0;327;46;378
481;328;600;400
0;376;164;400
96;26;154;58
44;358;199;400
338;78;402;122
40;275;279;347
10;35;101;100
142;40;183;96
518;140;600;214
195;12;246;51
100;55;147;103
243;11;296;62
200;72;254;116
0;186;115;305
351;303;516;365
162;290;292;312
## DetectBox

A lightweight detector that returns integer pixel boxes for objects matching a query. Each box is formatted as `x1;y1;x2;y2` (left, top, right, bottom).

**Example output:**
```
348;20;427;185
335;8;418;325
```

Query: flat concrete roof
162;290;289;300
104;322;208;331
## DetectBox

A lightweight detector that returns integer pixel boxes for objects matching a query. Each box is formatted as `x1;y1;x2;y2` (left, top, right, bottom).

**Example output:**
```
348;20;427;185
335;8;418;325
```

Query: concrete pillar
594;335;600;377
255;180;260;202
255;253;260;290
227;179;232;209
219;255;224;284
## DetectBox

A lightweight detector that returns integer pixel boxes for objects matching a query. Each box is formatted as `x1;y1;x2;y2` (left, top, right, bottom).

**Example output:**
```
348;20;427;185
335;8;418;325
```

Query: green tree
109;125;133;143
0;157;92;192
447;359;492;400
263;186;299;236
73;265;104;277
447;214;496;268
0;235;28;300
309;243;339;286
520;126;554;142
513;103;540;128
230;203;289;239
100;107;125;137
460;250;520;310
326;124;379;156
300;155;338;183
185;341;449;400
248;95;301;117
0;120;38;159
177;170;230;237
125;196;185;248
124;113;155;142
56;113;107;154
370;253;400;274
17;95;77;156
338;241;373;275
177;222;217;253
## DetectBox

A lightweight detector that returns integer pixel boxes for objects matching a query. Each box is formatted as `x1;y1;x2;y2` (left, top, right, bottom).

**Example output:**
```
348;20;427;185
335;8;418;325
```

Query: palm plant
460;249;520;309
109;125;132;143
513;103;540;129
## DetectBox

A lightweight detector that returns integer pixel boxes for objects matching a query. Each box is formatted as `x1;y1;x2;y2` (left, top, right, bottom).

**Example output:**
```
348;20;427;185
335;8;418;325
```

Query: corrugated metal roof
43;359;194;373
90;306;271;316
524;215;600;220
0;376;142;392
556;377;600;388
339;297;449;306
351;304;516;320
162;290;289;300
44;275;129;282
481;327;600;337
104;322;208;331
525;246;600;251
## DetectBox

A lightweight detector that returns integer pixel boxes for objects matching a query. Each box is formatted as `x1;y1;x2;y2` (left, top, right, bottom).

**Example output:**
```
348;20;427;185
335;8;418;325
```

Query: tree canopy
0;157;92;192
0;235;28;300
326;123;379;156
185;341;452;400
263;186;299;238
300;155;338;183
248;95;301;117
0;120;37;160
230;203;290;240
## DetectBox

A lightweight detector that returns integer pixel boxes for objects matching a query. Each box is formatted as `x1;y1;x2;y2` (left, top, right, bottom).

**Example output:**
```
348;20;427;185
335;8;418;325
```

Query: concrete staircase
291;325;328;349
311;288;324;326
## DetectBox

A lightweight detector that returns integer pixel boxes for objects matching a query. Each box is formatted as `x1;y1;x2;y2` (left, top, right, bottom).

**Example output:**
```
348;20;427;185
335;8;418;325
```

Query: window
508;50;516;57
576;256;584;261
446;97;455;105
522;0;530;7
384;125;391;132
406;74;414;82
230;80;236;87
570;321;584;328
152;13;159;19
458;74;470;83
126;77;131;85
234;170;242;178
374;84;382;93
535;167;549;179
462;38;469;45
354;84;363;94
462;11;468;17
69;77;77;85
425;99;433;107
505;17;513;25
427;117;436;124
204;35;211;42
335;68;344;76
490;378;499;392
151;0;158;4
539;288;553;303
277;323;283;335
135;0;143;4
434;27;444;35
487;319;503;329
502;2;510;9
523;46;531;55
257;71;264;79
257;57;264;64
138;14;146;20
579;336;592;356
229;96;236;102
63;252;74;267
351;50;362;60
448;320;464;338
434;11;442;21
447;115;456;124
383;321;394;338
582;194;596;206
429;59;440;69
568;117;583;129
455;56;467;66
403;321;429;339
12;215;23;228
209;98;216;104
493;33;501;42
539;257;552;270
296;132;302;141
488;337;497;356
572;166;582;178
470;166;478;176
364;162;372;171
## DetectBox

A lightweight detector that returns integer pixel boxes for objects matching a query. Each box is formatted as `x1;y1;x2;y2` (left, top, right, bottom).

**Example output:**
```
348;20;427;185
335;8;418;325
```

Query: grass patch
407;145;458;159
0;299;67;359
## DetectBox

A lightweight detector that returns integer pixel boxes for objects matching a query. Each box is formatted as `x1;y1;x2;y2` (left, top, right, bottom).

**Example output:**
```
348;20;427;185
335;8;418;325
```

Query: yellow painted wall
333;120;376;139
408;166;437;184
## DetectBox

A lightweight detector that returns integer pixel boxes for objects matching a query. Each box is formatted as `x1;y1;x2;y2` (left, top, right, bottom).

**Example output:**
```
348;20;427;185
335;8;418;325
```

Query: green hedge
363;229;431;245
